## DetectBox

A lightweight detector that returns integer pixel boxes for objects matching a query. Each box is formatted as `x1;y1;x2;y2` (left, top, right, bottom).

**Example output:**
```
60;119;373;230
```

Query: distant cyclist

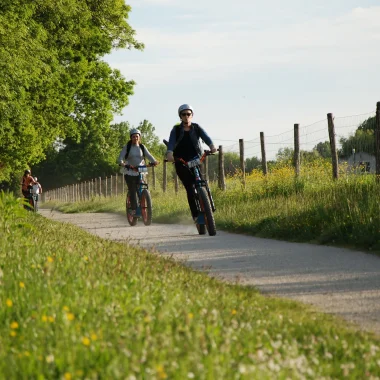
31;177;43;201
118;128;159;216
166;104;216;221
21;170;37;199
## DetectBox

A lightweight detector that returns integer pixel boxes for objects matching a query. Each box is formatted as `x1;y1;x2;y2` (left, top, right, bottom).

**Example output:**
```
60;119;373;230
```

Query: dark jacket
166;122;213;157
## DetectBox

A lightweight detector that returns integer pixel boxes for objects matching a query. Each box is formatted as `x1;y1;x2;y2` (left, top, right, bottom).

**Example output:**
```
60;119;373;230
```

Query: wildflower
188;313;194;319
231;309;237;315
47;256;54;263
6;299;13;307
19;282;25;288
66;313;75;321
24;351;30;357
10;331;17;337
63;306;70;312
42;315;48;322
64;373;72;380
156;365;167;379
46;354;54;363
48;316;55;323
90;333;98;341
10;321;19;329
82;337;90;346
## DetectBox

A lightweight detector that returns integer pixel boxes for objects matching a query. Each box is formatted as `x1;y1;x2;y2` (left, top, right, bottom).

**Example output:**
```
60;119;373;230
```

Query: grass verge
1;192;380;378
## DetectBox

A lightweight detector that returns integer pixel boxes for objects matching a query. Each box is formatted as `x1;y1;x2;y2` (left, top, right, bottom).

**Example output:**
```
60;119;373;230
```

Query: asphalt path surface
40;209;380;335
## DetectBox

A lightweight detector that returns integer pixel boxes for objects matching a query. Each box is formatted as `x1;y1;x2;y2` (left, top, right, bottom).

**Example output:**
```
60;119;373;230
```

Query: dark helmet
24;170;31;175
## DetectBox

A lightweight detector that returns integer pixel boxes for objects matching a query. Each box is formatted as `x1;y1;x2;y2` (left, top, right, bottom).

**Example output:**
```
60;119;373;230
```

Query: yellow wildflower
6;299;13;307
63;306;70;312
10;321;19;329
82;337;90;346
188;313;194;319
48;316;55;323
66;313;75;321
24;351;30;357
231;309;237;315
63;373;72;380
10;331;17;337
156;365;167;379
42;315;48;322
90;333;98;341
47;256;54;263
19;282;25;288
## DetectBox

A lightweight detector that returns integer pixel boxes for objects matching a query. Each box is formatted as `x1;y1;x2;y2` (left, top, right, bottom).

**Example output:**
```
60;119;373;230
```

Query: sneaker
193;216;198;223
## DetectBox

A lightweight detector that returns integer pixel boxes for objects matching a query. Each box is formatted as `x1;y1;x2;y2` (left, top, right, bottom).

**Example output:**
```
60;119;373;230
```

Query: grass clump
2;191;380;378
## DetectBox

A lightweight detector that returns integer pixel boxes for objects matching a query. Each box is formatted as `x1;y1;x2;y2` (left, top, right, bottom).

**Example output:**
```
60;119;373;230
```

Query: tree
313;141;331;158
138;120;166;158
0;0;143;189
340;116;376;157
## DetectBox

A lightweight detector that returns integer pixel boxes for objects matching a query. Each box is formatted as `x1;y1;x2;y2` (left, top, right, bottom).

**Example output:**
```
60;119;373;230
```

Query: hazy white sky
105;0;380;156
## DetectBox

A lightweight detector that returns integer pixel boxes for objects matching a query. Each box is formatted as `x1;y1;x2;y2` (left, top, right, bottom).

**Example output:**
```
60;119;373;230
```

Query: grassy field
1;192;380;379
48;158;380;252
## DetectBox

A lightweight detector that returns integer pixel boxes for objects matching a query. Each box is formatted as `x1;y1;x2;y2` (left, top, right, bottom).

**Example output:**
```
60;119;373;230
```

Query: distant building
343;151;375;173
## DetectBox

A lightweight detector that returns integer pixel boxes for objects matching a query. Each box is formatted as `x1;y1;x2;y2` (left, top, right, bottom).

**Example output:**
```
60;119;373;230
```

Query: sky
105;0;380;158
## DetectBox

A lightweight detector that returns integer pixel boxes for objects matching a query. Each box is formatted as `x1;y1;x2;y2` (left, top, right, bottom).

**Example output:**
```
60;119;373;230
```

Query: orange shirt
21;175;36;191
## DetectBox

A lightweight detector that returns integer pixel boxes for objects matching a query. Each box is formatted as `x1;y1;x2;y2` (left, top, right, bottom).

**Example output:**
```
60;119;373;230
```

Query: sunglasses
181;112;192;117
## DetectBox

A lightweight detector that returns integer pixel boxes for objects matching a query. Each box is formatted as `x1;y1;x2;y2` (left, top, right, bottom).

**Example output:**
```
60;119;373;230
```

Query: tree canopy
0;0;142;188
340;117;376;157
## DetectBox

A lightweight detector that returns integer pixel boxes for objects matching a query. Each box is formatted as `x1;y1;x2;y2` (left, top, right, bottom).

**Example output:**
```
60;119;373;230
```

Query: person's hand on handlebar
166;152;174;162
210;144;217;154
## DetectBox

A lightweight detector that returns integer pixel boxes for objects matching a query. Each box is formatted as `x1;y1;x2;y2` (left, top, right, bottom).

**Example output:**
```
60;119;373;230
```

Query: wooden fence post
163;161;167;193
218;145;226;190
375;102;380;183
260;132;268;175
239;138;246;188
110;175;113;197
327;113;339;180
105;177;108;197
294;123;300;177
98;177;102;197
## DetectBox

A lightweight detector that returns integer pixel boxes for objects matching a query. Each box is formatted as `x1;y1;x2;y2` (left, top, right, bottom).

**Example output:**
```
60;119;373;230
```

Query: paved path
40;209;380;334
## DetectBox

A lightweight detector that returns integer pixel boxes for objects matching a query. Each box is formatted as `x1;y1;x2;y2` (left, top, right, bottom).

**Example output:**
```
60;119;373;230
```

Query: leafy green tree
245;156;261;173
340;117;376;157
313;141;332;158
137;120;166;159
0;0;142;190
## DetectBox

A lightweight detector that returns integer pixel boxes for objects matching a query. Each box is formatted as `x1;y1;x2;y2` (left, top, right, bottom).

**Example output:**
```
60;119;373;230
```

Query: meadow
1;192;380;379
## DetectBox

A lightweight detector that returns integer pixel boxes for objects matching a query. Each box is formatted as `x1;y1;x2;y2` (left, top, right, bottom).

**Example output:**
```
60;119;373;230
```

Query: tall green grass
2;191;380;378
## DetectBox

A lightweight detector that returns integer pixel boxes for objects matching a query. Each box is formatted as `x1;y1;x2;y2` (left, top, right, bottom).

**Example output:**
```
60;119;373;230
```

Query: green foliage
340;117;376;157
138;120;167;158
0;0;142;186
314;141;332;158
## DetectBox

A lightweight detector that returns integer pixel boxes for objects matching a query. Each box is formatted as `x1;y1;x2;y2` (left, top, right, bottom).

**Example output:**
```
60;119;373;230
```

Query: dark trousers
175;162;197;218
125;174;140;210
